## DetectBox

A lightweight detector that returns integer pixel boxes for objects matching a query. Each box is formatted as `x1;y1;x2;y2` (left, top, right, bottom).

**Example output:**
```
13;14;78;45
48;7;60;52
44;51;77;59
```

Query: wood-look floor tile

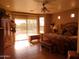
5;40;66;59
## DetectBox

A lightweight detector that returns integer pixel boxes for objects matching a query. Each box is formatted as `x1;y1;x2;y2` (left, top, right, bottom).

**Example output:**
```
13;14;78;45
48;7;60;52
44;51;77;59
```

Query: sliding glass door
15;17;44;40
15;19;27;41
26;19;37;35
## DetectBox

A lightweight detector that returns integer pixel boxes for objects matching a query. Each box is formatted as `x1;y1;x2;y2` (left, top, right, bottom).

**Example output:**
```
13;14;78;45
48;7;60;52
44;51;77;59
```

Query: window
39;17;44;33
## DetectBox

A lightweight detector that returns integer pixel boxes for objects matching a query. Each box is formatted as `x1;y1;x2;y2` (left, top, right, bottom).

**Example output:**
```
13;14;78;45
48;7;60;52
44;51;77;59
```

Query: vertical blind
26;19;37;35
15;18;38;35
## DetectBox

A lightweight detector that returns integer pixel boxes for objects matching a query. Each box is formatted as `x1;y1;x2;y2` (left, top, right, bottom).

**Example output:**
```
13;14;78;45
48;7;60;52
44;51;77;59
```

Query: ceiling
0;0;79;14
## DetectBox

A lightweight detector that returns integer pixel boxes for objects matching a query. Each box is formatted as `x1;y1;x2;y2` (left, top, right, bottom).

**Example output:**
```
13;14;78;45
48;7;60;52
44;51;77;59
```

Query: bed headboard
62;22;78;36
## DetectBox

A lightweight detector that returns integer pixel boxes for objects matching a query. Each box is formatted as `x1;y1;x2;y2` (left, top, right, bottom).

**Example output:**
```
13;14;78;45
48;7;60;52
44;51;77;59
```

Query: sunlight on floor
15;40;32;50
15;34;29;41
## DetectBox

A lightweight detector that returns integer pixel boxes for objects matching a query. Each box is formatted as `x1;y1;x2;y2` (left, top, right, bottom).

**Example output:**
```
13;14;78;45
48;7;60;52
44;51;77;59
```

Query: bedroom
0;0;79;59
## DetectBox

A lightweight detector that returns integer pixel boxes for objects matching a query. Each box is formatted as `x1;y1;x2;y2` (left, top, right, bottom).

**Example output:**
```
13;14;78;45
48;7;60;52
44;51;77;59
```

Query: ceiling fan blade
41;6;50;12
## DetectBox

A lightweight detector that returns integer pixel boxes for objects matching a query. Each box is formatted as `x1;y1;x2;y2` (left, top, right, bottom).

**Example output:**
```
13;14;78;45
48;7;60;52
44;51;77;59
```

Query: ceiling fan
34;0;56;13
34;0;53;13
41;0;50;13
41;0;49;13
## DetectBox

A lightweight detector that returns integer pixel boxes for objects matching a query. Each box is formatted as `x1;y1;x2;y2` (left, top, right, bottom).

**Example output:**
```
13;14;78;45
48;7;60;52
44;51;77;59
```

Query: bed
41;22;78;55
